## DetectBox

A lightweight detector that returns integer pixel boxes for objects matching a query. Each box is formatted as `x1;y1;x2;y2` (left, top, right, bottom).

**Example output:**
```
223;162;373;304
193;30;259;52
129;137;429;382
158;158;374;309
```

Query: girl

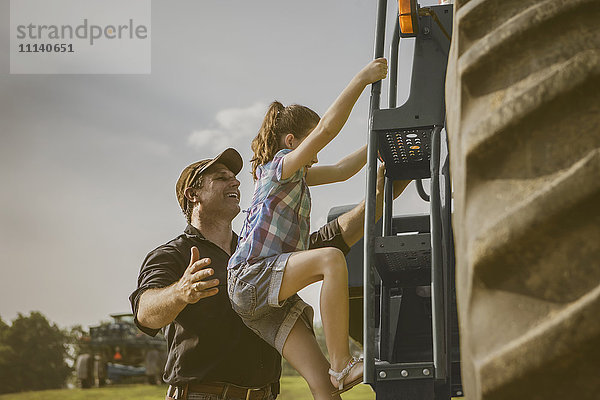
228;58;387;399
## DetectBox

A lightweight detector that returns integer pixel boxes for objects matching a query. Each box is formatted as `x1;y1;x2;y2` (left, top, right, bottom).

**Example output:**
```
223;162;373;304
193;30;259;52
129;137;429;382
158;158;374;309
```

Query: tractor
75;313;167;388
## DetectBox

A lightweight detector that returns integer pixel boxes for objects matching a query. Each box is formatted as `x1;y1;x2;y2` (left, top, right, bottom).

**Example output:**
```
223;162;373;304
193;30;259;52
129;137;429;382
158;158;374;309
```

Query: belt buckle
245;386;264;400
167;385;185;400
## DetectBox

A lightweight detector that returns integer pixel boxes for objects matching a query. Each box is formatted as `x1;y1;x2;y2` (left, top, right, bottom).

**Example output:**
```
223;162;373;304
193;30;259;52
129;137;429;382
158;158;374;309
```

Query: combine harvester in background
75;313;166;388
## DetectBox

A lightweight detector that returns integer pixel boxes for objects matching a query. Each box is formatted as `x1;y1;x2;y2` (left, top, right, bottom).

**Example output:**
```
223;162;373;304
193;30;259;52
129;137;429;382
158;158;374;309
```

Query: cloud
188;102;267;152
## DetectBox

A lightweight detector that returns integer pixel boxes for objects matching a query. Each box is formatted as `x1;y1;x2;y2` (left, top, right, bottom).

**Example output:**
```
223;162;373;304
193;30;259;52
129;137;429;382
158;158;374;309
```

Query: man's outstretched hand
176;247;220;303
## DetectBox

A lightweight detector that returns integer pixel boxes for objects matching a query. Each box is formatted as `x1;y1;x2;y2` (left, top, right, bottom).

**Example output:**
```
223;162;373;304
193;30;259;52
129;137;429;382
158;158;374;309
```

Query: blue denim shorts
228;253;314;353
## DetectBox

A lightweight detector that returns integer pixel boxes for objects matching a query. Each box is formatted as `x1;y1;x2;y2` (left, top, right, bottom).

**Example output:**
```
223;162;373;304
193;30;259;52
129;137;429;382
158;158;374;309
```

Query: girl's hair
250;101;320;180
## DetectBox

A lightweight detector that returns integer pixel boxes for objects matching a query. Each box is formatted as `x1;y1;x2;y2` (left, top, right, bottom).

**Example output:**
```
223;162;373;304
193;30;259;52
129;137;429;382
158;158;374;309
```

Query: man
130;148;408;400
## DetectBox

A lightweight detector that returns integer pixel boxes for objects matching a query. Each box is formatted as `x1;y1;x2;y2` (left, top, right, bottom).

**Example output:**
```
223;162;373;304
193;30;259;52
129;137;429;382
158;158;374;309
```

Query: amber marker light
399;0;419;36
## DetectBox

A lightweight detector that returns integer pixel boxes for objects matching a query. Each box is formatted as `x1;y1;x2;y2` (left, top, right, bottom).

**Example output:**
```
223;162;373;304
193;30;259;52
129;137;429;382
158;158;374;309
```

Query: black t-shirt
130;220;350;387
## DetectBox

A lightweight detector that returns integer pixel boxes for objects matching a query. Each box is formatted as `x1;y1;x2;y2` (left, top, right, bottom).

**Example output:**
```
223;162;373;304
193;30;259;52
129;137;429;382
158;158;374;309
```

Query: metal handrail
364;0;388;385
388;18;400;109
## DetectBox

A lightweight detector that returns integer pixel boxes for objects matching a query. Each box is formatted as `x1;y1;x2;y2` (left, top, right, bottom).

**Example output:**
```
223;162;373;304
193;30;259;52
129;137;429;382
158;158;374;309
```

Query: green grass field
0;378;375;400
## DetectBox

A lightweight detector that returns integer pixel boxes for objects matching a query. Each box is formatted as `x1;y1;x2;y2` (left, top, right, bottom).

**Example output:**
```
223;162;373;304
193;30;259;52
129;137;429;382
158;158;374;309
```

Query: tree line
0;312;72;394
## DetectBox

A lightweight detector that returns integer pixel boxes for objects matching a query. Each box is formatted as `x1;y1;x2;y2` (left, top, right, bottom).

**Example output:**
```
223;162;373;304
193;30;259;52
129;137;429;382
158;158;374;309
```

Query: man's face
195;163;241;219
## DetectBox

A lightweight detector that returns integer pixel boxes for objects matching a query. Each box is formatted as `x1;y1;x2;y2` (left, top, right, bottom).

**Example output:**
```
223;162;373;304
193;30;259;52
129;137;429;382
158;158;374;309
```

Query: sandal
328;356;364;396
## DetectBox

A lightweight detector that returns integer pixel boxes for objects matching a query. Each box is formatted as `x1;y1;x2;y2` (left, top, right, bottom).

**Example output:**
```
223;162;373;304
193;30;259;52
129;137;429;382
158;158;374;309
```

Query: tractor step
374;234;431;286
375;361;435;382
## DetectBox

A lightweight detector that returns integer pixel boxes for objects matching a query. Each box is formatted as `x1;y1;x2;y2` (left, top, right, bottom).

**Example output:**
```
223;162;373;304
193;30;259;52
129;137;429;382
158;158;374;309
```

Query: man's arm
337;165;410;248
136;247;219;330
137;284;187;330
307;164;410;253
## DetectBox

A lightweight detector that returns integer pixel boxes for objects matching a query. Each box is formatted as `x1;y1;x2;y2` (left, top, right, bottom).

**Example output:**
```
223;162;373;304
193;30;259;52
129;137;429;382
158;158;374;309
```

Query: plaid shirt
229;149;311;269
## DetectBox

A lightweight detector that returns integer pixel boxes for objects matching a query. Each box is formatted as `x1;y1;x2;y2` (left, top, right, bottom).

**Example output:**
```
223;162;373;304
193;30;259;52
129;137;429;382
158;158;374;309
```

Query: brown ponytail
250;101;320;180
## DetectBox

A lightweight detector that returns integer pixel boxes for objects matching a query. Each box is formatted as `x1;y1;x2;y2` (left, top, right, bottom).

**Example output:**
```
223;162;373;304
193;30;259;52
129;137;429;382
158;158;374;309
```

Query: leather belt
167;382;271;400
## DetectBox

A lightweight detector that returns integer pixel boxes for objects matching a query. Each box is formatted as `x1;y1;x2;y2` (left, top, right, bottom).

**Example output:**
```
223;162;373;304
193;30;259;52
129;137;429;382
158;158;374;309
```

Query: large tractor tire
75;353;93;389
94;355;107;387
445;0;600;399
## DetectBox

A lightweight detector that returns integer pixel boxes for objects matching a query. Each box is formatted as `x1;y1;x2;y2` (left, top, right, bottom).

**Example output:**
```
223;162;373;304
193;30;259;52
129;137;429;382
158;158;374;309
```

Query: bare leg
278;247;363;389
282;319;342;400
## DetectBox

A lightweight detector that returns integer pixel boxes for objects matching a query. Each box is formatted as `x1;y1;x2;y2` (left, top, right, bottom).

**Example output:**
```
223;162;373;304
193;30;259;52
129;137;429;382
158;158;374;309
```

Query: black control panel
378;126;434;180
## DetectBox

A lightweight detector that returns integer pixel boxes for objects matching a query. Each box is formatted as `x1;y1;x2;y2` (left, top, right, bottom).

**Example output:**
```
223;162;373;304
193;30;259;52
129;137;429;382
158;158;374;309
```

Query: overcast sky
0;0;435;329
